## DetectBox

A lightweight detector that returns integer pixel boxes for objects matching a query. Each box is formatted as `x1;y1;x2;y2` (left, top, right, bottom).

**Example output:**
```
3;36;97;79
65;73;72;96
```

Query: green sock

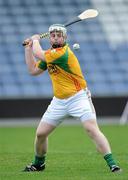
104;153;117;168
32;155;45;166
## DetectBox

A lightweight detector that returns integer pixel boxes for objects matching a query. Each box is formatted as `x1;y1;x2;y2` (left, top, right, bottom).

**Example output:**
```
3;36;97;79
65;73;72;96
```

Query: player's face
49;31;66;48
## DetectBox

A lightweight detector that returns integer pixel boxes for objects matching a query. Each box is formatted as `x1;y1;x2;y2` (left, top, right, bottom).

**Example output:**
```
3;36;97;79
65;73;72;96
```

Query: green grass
0;124;128;180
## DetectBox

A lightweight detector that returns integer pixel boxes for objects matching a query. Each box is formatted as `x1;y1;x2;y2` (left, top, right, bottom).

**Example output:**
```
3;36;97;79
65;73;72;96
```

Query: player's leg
82;119;111;154
35;121;56;157
68;89;121;172
34;121;56;166
82;119;121;172
23;121;56;172
23;96;67;172
80;95;122;173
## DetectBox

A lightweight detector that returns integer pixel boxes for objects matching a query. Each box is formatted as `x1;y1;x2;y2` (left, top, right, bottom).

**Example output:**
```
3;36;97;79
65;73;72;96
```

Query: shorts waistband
54;88;88;101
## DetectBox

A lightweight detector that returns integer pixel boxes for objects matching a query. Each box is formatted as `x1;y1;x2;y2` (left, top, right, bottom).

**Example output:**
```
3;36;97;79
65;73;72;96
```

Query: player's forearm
25;46;38;75
32;40;45;60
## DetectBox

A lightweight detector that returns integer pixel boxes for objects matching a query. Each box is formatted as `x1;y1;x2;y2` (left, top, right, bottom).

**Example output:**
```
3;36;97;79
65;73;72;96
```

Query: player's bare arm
31;34;46;61
24;39;44;76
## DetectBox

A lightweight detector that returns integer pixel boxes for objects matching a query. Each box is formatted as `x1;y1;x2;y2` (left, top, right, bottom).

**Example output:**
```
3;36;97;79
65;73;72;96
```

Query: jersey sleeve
36;60;47;70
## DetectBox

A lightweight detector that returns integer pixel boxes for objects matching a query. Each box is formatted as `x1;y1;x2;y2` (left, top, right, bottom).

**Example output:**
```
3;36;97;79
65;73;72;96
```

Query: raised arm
30;34;46;61
24;39;45;76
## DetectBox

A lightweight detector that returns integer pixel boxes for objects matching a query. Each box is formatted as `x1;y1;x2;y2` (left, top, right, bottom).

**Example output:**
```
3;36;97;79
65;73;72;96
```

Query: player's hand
23;38;33;47
22;34;40;47
30;34;40;41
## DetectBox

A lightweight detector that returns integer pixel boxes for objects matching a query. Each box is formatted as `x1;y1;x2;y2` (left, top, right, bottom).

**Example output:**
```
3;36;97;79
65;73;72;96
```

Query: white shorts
41;89;96;126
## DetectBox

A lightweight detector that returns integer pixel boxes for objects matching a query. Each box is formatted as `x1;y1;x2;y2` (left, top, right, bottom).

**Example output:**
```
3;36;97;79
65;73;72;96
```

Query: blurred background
0;0;128;121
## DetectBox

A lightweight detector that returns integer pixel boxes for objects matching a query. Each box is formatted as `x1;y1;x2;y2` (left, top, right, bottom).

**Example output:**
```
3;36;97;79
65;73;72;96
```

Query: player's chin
52;43;62;48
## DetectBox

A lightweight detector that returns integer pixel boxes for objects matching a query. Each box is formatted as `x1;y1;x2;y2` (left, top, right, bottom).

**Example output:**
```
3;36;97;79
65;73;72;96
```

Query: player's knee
36;129;48;139
83;121;99;138
86;126;95;137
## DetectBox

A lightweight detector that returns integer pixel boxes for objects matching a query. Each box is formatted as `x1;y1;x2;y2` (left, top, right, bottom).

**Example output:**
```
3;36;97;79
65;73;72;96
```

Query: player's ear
64;34;67;40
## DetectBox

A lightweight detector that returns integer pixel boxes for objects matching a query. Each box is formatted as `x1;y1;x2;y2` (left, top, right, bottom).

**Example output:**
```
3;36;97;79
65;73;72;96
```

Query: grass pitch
0;124;128;180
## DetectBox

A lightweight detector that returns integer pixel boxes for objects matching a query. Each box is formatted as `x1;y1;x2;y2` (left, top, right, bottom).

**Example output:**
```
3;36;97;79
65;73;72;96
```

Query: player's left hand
31;34;40;41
